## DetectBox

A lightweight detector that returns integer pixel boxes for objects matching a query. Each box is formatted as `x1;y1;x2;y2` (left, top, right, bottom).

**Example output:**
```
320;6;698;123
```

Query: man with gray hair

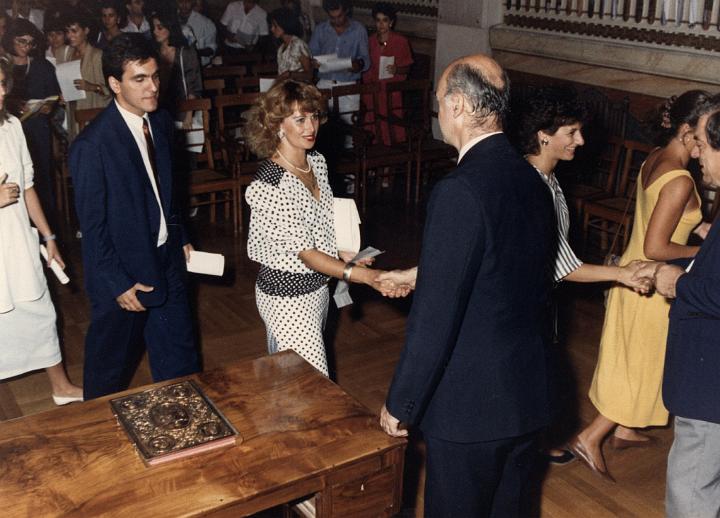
379;55;556;516
632;95;720;517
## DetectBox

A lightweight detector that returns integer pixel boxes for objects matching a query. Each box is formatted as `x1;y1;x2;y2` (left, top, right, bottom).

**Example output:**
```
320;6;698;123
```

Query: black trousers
83;245;200;399
424;431;540;518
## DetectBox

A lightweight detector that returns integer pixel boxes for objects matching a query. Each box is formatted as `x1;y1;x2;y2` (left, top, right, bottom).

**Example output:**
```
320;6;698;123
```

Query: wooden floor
0;189;671;517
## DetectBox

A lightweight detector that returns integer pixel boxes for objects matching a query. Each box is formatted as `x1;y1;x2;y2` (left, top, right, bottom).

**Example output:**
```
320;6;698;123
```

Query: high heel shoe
610;434;656;450
52;394;84;406
566;437;615;483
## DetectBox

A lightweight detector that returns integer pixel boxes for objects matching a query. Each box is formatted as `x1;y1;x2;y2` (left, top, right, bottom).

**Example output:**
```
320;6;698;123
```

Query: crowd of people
0;1;719;517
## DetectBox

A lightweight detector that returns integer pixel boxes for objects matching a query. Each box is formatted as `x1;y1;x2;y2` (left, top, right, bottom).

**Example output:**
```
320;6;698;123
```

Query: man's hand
183;243;194;262
371;273;412;298
0;173;20;207
377;267;417;290
380;404;408;437
654;264;685;299
116;283;154;311
631;260;663;285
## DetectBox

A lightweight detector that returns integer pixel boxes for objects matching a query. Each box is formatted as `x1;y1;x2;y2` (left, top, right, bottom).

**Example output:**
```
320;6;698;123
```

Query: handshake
622;260;686;299
371;267;418;299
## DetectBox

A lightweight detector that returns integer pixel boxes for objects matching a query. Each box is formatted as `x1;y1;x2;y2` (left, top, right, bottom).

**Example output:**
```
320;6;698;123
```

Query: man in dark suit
633;98;720;518
378;55;556;517
70;34;200;399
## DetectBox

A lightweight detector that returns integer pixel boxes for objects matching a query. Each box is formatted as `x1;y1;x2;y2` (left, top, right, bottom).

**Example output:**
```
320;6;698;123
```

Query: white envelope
186;251;225;276
333;197;361;253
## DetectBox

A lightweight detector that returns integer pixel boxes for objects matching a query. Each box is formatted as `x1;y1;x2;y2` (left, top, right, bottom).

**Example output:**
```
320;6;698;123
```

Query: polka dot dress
245;152;337;376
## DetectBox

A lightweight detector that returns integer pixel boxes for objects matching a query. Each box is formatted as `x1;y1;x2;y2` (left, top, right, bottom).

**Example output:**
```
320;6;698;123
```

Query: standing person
244;79;397;377
122;0;150;35
269;8;311;78
220;0;268;53
0;57;83;405
96;0;125;51
568;90;706;481
512;86;652;463
150;10;201;127
378;55;556;517
177;0;216;67
69;34;200;399
3;19;61;217
45;18;71;63
62;13;111;141
362;2;412;146
0;11;10;53
309;0;369;119
628;95;720;518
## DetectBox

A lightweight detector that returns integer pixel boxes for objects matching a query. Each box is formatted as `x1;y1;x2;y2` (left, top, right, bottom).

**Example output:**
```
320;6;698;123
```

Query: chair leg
414;152;422;203
582;212;591;256
405;161;411;204
210;193;216;223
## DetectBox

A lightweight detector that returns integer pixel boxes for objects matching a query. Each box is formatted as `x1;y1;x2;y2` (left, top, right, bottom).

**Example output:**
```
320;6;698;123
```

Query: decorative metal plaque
110;380;238;466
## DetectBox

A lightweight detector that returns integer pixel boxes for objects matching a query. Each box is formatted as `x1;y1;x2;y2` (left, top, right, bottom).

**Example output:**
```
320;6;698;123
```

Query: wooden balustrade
355;0;439;17
505;0;720;51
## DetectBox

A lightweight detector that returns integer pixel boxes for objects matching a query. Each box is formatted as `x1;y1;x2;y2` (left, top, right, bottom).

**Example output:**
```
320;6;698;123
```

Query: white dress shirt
457;131;503;163
121;16;150;34
220;2;268;48
115;101;168;247
185;10;217;66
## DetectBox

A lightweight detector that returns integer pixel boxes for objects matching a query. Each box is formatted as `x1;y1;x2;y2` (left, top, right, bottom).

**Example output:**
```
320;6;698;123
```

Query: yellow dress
589;168;701;427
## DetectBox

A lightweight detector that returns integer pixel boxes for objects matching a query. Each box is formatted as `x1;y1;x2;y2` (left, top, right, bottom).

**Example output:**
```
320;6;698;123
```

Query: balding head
438;54;509;133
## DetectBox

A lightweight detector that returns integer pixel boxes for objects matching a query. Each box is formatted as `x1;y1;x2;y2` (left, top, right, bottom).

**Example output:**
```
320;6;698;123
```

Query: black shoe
543;449;576;465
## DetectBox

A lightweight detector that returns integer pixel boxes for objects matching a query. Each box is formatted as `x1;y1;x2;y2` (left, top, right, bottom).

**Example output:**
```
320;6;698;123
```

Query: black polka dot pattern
246;152;337;376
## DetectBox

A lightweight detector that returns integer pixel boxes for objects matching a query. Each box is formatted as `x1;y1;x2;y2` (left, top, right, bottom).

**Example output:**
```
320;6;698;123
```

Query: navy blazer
70;102;187;310
386;134;556;443
664;221;720;425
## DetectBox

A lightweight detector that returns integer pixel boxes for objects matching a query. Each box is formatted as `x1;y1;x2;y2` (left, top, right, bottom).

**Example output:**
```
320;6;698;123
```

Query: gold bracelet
342;262;355;282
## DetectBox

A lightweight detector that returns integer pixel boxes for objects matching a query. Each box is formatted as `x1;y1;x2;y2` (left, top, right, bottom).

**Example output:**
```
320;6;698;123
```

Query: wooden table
0;352;406;517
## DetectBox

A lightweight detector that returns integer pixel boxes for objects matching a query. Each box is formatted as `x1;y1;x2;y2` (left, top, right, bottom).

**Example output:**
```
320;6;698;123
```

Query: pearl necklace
276;148;312;174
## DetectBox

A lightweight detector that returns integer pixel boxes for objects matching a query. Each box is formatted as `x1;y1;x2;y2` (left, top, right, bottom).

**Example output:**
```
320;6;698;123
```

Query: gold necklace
276;148;311;174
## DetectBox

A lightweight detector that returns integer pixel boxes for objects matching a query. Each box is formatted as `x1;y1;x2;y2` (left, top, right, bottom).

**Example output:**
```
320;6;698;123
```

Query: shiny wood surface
0;352;406;517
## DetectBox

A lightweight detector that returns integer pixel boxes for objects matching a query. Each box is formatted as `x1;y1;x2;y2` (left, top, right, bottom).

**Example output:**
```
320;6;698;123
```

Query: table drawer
330;466;396;517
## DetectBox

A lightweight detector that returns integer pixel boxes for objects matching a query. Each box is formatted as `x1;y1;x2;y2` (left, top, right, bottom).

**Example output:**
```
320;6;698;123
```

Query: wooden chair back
175;97;214;170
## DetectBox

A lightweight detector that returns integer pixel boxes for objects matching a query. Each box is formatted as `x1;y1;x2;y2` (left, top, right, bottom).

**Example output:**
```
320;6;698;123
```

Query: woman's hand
0;174;21;207
44;239;66;269
385;63;397;76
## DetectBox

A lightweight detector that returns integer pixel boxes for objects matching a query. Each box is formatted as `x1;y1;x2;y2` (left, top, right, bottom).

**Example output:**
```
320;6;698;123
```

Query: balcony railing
354;0;440;18
504;1;720;51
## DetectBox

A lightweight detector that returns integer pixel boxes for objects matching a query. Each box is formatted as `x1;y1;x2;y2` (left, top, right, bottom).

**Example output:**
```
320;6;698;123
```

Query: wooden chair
328;82;415;210
55;107;103;222
582;139;655;254
214;92;262;230
176;98;241;234
251;62;278;77
203;78;227;97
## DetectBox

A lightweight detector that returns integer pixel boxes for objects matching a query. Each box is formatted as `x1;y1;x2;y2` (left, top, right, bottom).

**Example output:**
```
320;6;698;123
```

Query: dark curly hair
512;86;588;156
269;7;303;38
371;2;397;25
655;89;712;146
2;18;44;58
244;79;327;158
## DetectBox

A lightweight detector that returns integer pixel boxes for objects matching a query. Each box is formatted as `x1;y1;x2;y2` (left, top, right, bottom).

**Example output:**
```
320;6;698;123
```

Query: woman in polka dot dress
244;80;396;376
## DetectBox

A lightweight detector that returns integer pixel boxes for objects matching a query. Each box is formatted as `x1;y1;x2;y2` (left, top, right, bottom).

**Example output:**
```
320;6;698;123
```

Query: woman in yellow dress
568;90;709;481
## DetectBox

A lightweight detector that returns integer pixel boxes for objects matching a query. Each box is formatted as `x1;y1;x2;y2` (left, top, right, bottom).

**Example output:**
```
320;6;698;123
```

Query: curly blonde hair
244;79;327;158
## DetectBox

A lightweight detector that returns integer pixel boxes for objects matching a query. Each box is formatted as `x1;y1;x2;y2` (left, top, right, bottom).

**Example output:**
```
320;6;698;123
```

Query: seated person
220;0;268;52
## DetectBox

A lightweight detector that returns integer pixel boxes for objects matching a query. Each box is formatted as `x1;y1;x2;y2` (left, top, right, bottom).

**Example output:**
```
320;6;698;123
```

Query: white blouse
245;152;337;296
0;116;46;313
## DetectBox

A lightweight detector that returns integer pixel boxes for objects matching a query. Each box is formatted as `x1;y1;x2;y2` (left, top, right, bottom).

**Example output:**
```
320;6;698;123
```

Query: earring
541;139;549;146
277;129;285;139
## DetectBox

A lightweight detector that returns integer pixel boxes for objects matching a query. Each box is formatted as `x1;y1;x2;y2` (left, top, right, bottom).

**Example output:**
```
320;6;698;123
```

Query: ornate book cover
110;380;239;466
